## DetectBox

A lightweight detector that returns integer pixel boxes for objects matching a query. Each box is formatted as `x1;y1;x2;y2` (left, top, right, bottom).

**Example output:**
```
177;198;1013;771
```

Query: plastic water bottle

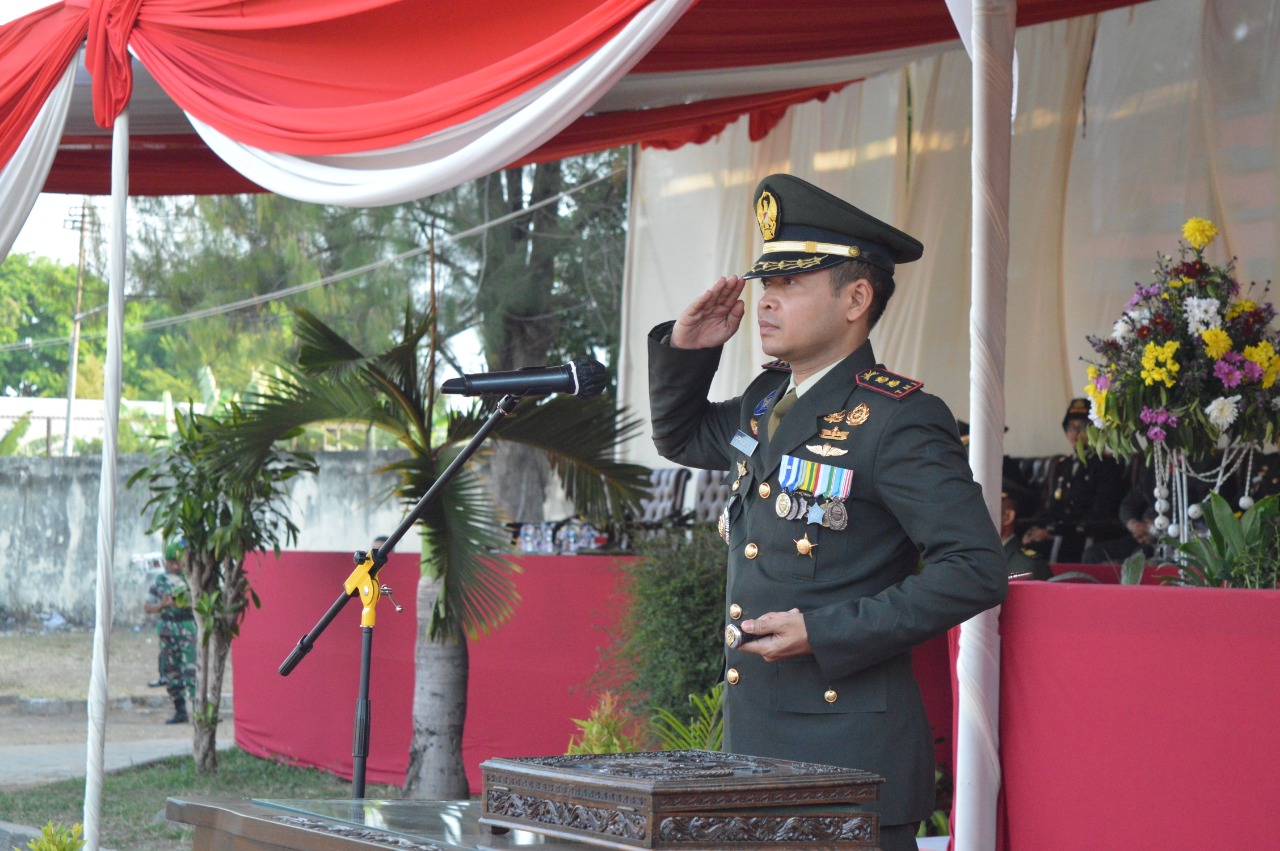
562;523;579;555
539;522;556;554
518;524;536;553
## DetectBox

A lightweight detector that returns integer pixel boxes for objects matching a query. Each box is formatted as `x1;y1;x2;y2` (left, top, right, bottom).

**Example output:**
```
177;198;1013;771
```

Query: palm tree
212;305;650;798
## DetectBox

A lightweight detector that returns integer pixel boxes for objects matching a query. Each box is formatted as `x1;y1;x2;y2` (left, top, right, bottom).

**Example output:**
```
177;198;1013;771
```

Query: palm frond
385;453;521;640
485;396;651;522
208;370;404;481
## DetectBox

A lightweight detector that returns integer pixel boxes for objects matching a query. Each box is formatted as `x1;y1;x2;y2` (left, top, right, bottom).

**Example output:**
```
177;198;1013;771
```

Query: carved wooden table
480;750;883;849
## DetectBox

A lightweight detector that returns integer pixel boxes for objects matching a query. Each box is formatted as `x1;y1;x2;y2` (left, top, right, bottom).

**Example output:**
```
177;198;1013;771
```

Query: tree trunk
188;553;243;773
403;571;470;800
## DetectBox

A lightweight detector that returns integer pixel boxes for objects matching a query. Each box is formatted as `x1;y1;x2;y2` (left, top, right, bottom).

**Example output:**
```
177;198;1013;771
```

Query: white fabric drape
953;0;1015;845
191;0;694;207
82;109;128;851
0;56;74;260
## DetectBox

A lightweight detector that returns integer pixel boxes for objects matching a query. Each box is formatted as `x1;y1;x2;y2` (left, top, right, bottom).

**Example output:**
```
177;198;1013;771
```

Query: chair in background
634;467;692;529
692;468;733;525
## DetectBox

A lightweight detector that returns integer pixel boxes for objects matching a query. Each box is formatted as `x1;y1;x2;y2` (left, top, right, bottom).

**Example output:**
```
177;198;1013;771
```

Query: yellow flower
1083;367;1109;421
1226;300;1256;320
1244;342;1280;389
1201;327;1233;360
1182;217;1219;250
1168;277;1186;289
1140;340;1180;388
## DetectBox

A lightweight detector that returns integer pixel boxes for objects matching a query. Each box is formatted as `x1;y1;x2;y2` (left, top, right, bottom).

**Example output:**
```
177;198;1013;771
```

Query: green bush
18;821;84;851
604;524;726;723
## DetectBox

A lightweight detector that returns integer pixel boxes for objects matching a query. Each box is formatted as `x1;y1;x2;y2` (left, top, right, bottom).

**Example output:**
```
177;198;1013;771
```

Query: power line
0;168;623;354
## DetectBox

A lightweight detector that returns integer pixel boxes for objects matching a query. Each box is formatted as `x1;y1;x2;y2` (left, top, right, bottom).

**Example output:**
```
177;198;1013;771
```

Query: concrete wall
0;450;418;626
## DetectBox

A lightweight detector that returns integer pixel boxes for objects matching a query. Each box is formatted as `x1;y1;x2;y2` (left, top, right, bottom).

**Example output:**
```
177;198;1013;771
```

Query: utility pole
63;200;95;456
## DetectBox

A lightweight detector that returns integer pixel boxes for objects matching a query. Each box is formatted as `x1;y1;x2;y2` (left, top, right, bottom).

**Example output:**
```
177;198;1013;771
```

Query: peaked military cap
1062;398;1091;430
744;173;924;279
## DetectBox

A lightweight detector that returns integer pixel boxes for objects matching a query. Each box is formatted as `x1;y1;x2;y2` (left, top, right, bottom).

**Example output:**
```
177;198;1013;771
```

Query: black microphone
439;357;608;398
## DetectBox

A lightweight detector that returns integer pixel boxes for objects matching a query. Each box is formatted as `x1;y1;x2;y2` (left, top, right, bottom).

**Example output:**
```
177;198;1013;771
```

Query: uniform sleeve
804;394;1008;680
647;321;742;471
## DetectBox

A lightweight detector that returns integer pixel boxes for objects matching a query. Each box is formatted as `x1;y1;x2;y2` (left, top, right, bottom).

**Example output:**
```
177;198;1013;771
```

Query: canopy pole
955;0;1015;848
83;107;128;851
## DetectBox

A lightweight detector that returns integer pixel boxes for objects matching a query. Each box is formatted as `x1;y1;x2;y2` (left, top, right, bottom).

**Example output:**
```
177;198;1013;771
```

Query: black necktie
767;389;798;439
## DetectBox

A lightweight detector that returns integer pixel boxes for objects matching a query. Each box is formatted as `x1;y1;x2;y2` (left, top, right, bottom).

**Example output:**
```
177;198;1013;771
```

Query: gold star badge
794;533;817;558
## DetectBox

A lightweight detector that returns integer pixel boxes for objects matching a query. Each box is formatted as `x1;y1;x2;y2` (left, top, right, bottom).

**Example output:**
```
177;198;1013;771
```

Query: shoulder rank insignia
761;359;792;371
806;444;848;458
857;367;923;399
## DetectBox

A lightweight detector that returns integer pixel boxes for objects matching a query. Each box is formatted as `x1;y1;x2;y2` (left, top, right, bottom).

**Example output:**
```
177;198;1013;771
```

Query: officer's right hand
671;276;746;349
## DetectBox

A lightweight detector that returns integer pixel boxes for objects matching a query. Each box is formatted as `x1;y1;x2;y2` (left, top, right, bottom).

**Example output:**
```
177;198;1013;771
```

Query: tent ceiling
10;0;1148;197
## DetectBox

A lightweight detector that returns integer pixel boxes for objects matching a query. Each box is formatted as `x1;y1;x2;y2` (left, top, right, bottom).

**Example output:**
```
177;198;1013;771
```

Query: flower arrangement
1083;218;1280;466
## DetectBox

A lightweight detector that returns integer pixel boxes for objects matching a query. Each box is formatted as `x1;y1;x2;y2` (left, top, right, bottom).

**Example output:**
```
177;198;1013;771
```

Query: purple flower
1094;373;1112;391
1243;360;1264;382
1147;426;1167;442
1141;406;1177;426
1214;358;1243;388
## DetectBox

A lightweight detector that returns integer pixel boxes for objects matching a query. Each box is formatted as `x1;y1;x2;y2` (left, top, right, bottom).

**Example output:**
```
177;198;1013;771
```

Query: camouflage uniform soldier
145;539;196;724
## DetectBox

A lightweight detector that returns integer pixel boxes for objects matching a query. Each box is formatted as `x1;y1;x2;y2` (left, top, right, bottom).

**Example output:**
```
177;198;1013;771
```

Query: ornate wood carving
486;789;648;840
657;813;876;845
272;815;445;849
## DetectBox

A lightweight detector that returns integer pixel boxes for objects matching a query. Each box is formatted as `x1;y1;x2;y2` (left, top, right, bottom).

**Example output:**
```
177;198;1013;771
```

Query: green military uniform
649;333;1006;825
148;560;196;709
647;174;1007;831
1004;536;1051;580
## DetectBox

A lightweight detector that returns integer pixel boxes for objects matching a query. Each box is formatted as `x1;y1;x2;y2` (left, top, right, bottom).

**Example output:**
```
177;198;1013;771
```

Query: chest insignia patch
818;426;849;441
846;403;870;426
806;443;848;458
823;410;847;423
857;368;923;398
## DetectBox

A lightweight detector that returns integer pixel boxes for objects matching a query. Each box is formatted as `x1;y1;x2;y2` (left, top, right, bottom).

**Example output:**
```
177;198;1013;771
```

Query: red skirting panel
999;582;1280;850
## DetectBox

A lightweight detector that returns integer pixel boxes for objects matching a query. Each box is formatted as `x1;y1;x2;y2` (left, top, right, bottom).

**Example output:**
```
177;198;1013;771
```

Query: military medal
787;493;809;521
775;491;792;518
719;501;732;543
794;533;817;557
825;499;848;531
807;502;826;525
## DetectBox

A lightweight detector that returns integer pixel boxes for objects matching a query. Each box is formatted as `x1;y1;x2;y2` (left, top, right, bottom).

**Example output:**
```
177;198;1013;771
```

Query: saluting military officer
647;174;1007;850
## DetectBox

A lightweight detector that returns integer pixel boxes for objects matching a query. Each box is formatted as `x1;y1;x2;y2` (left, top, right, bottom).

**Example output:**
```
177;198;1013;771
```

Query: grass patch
0;748;402;851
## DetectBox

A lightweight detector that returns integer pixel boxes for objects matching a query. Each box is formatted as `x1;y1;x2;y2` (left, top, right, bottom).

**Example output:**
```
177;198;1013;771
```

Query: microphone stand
278;393;523;798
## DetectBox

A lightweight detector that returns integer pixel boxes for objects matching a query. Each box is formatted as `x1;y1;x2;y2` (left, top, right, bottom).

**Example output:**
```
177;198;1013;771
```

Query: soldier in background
1021;399;1128;563
145;539;196;724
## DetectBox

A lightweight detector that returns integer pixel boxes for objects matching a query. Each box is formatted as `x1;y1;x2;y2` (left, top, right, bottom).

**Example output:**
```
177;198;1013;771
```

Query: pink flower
1147;426;1167;442
1214;358;1243;388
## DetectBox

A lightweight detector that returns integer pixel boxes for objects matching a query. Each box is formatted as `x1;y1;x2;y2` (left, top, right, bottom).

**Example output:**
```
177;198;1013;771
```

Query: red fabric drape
0;0;1155;196
0;4;88;170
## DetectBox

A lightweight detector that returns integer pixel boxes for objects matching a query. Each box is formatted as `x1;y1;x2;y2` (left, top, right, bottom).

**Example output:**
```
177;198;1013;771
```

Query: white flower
1088;397;1106;428
1111;317;1132;342
1272;396;1280;411
1184;296;1222;335
1205;395;1242;431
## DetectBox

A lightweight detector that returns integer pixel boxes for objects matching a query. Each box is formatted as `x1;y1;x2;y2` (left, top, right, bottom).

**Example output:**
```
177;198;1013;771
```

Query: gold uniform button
824;689;838;704
758;482;772;499
744;543;759;559
729;603;743;620
726;668;740;685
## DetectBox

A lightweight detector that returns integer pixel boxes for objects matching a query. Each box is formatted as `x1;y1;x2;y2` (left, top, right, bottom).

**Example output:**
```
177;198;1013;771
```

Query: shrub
603;524;726;723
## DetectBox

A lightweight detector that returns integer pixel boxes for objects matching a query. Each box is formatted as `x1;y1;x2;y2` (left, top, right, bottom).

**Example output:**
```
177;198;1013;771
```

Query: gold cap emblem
756;190;779;240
